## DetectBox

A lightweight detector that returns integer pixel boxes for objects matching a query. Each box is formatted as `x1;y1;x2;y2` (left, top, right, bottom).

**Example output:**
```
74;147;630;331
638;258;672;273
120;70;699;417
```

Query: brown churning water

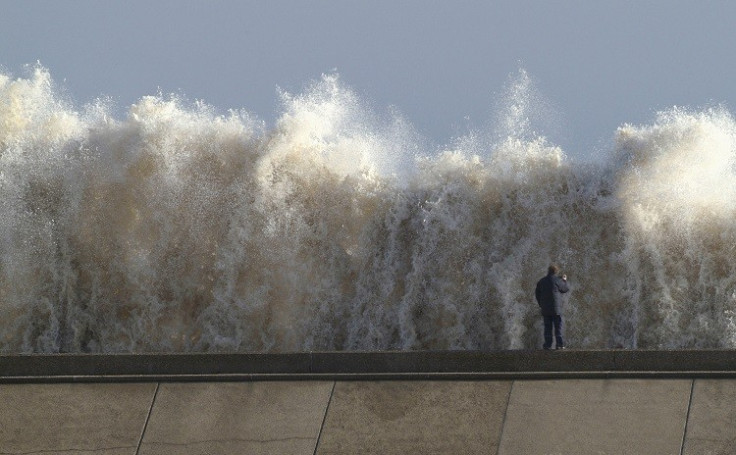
1;67;736;352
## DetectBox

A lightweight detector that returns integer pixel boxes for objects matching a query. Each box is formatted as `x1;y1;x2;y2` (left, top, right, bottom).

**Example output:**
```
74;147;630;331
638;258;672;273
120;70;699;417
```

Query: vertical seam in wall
495;380;515;455
679;379;695;455
313;381;336;455
135;382;160;455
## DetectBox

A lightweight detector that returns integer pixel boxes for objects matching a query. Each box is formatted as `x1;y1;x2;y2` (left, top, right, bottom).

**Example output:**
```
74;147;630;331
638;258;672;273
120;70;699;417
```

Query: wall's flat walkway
4;350;736;382
2;351;736;454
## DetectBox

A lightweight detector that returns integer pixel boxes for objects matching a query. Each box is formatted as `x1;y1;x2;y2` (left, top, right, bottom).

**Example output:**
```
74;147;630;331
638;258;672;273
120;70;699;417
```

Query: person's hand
562;274;567;281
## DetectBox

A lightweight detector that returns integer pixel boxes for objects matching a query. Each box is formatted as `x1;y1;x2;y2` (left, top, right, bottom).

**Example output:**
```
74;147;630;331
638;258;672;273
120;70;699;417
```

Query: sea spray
0;65;735;352
615;107;736;348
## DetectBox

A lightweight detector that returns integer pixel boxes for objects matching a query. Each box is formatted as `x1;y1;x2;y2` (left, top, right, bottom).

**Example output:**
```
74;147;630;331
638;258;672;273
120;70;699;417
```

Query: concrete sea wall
1;351;735;454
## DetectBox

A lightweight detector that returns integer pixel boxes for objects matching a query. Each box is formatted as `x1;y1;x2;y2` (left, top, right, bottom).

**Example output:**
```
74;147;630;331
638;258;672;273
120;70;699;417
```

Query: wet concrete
316;381;511;455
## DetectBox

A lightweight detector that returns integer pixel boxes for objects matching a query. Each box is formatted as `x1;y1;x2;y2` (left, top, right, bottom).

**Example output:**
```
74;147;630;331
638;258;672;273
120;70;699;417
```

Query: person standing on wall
535;264;570;350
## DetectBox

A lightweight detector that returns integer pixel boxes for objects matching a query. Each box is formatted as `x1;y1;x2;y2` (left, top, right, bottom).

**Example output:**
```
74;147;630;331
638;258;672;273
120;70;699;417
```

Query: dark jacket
535;273;570;316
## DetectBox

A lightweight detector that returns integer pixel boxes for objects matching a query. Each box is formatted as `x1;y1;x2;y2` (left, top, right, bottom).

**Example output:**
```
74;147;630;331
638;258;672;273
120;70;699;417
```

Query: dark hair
548;264;560;275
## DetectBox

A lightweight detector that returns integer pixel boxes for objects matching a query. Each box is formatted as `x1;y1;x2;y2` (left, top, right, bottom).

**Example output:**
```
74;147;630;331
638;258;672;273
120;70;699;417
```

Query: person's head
548;264;560;275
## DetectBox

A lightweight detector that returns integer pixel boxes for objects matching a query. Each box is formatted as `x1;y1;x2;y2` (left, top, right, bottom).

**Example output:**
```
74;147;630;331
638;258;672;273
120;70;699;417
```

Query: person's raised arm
558;275;570;293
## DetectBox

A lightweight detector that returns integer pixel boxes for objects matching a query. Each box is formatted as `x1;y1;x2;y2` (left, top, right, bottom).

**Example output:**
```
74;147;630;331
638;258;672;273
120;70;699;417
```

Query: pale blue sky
2;1;736;160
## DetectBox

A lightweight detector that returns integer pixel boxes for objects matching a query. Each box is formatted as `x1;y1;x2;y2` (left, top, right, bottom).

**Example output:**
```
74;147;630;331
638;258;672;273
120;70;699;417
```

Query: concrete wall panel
683;379;736;455
139;381;333;455
0;383;156;455
498;379;691;455
316;380;512;455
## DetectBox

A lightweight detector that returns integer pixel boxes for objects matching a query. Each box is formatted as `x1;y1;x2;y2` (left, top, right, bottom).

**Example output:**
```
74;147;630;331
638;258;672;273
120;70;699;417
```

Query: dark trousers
543;315;564;349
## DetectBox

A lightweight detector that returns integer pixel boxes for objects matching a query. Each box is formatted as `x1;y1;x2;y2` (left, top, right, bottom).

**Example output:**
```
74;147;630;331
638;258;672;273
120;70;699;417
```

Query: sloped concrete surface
682;379;736;455
315;381;511;455
138;381;333;455
4;353;736;455
0;383;156;455
498;379;692;454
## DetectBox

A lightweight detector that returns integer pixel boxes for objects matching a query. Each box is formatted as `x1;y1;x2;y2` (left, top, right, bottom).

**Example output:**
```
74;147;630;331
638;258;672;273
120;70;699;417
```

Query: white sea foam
1;65;735;352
